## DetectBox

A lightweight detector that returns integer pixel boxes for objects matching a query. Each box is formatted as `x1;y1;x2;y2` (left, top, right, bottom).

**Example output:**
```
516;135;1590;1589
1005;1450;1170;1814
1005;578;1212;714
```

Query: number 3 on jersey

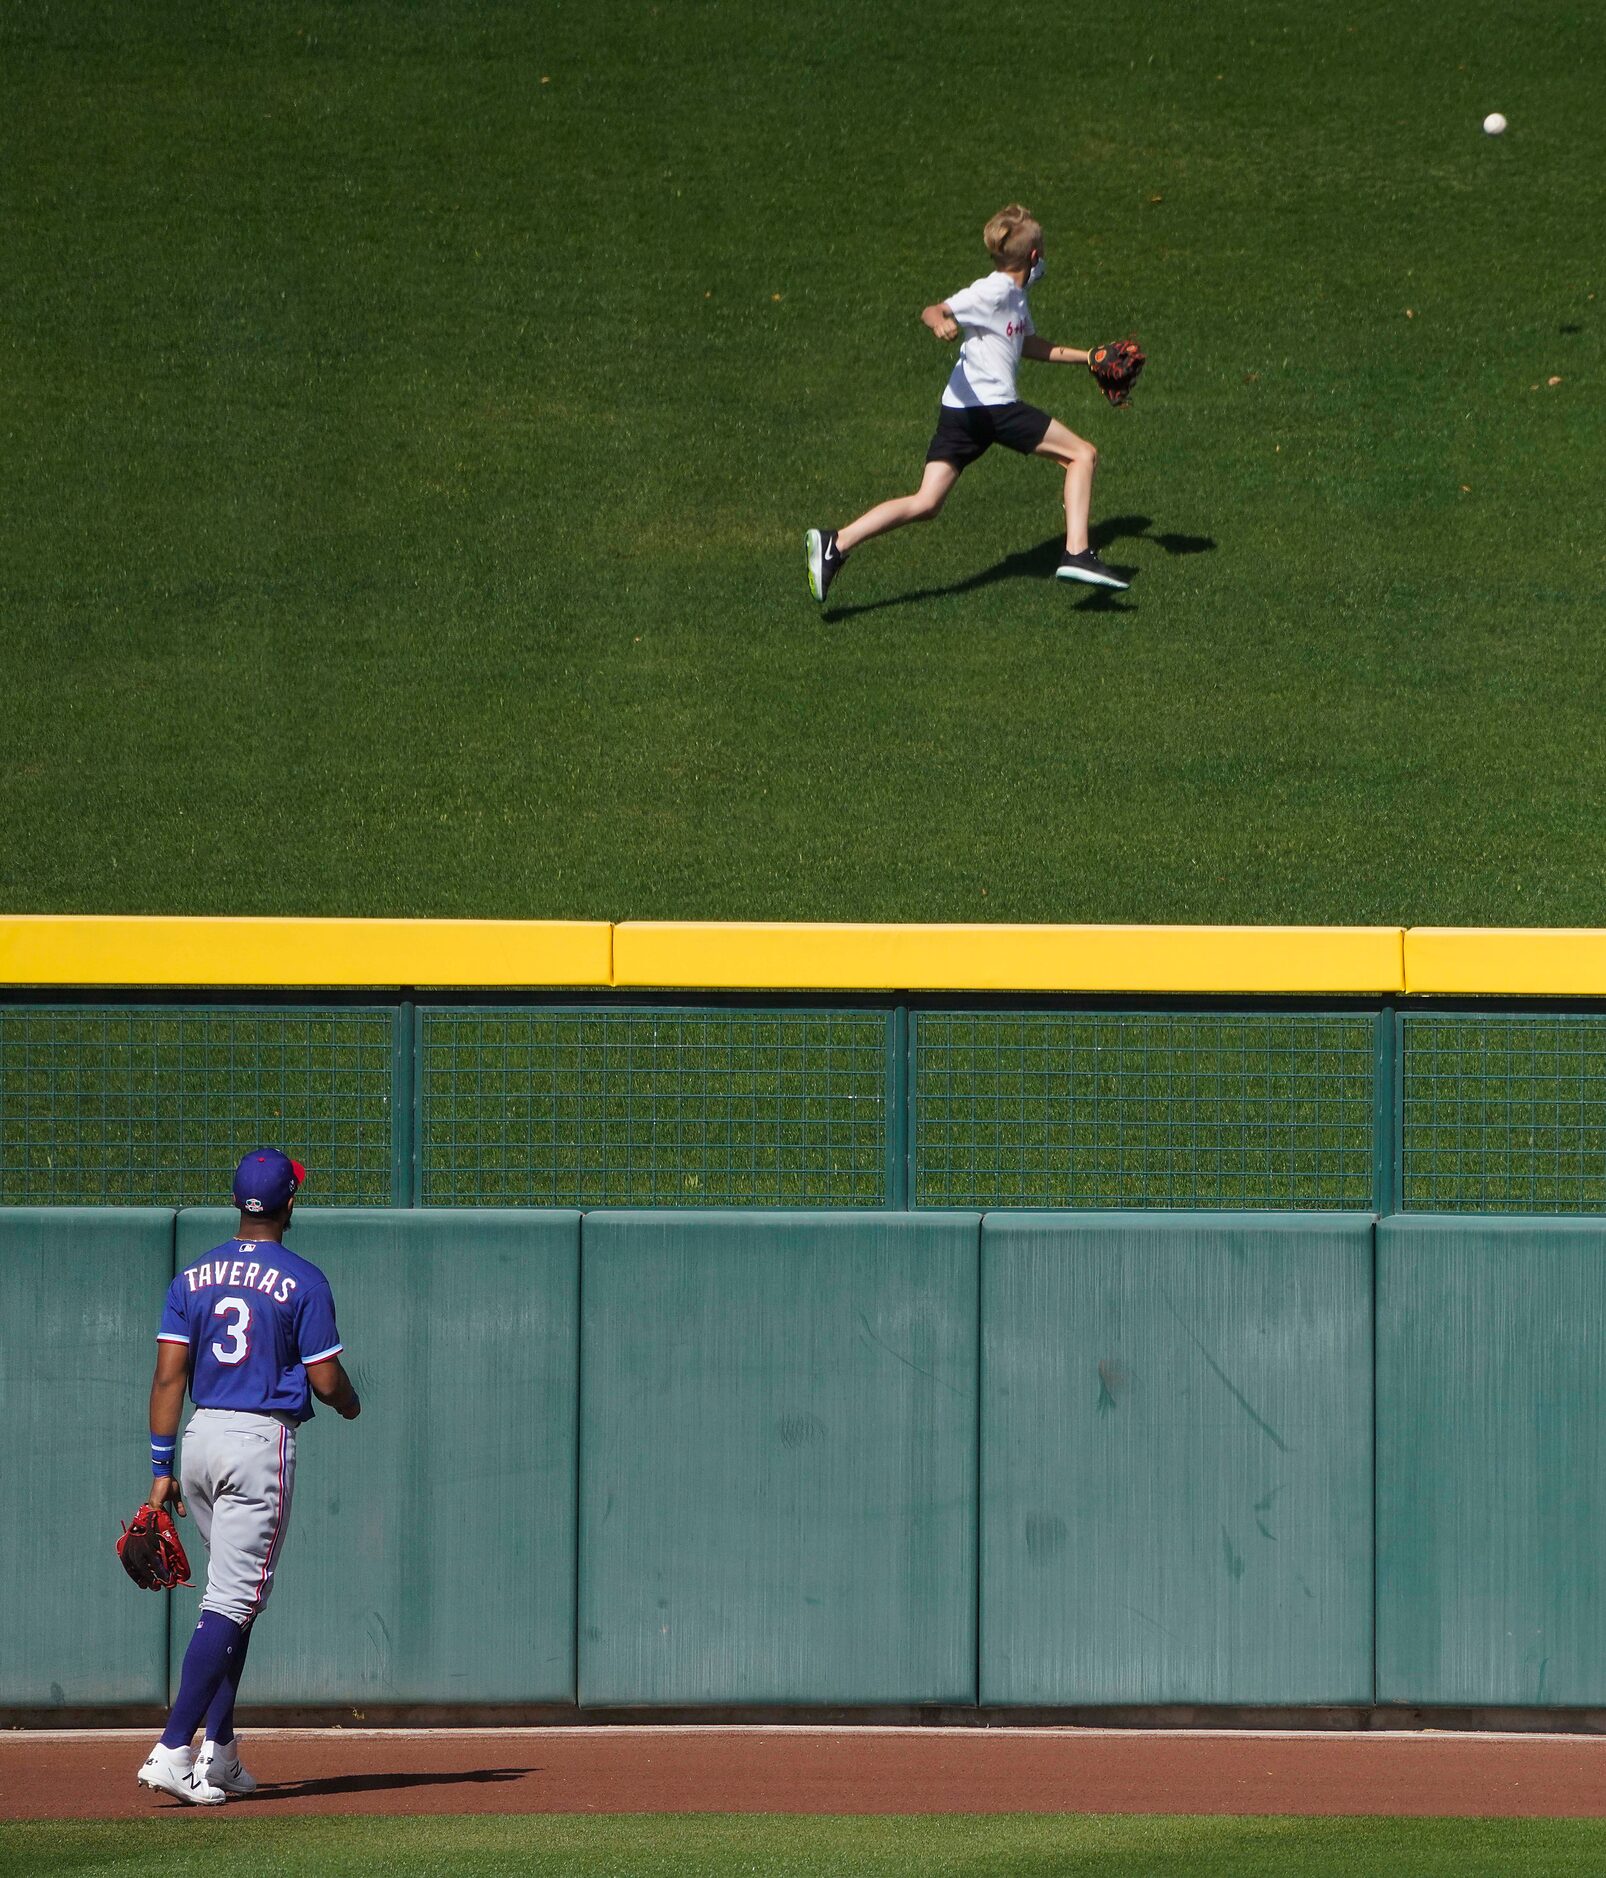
211;1296;253;1365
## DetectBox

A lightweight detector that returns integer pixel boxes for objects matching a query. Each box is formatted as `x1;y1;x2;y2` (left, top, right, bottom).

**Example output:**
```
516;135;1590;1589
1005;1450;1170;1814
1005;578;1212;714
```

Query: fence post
1371;1001;1400;1215
887;1005;911;1208
391;998;417;1207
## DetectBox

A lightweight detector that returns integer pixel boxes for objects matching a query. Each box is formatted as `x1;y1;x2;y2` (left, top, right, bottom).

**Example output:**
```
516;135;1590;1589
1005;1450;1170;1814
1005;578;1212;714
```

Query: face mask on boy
1027;254;1045;285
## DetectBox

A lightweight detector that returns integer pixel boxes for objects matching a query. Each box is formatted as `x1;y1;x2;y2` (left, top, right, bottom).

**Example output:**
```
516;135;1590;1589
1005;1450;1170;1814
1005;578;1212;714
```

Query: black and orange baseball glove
116;1504;192;1590
1089;337;1146;406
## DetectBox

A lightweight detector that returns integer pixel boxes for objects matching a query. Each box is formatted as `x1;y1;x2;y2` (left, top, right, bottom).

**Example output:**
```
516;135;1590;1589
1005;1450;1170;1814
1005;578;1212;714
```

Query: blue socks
203;1619;254;1747
161;1611;247;1751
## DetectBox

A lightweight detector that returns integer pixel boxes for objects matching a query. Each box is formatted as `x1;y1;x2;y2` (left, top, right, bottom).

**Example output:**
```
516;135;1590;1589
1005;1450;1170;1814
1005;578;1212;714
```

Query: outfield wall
8;1205;1606;1712
16;920;1606;1219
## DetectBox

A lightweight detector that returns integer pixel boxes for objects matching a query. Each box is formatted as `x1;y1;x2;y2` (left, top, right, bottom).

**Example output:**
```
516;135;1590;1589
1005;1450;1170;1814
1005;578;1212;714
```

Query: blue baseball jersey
158;1238;343;1423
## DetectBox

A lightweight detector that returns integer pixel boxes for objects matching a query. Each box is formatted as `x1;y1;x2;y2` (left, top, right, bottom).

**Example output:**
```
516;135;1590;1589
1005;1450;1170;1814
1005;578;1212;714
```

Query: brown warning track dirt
5;1727;1606;1821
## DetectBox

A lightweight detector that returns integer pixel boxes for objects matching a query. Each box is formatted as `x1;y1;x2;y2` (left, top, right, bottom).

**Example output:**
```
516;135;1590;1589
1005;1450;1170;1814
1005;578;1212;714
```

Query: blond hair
983;203;1042;271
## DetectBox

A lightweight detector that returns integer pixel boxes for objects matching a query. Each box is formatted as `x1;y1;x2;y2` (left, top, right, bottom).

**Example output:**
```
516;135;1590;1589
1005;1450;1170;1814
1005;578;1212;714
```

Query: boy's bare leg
837;460;960;554
1034;419;1098;554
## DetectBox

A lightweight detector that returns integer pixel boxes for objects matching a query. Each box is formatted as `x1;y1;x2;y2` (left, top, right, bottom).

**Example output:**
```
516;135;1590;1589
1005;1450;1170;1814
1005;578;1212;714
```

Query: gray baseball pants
180;1408;298;1626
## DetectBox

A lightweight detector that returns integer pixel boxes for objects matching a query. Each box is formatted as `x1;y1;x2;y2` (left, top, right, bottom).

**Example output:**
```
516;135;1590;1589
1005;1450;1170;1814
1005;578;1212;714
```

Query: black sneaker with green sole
1055;549;1129;591
805;527;846;602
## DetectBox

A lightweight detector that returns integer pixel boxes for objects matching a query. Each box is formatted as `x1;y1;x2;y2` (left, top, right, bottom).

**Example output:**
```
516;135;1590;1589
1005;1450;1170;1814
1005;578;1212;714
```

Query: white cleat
137;1743;228;1805
197;1738;258;1795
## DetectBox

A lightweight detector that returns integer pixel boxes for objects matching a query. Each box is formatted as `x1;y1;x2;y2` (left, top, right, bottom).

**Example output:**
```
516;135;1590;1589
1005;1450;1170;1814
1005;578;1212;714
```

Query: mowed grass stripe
7;1814;1606;1878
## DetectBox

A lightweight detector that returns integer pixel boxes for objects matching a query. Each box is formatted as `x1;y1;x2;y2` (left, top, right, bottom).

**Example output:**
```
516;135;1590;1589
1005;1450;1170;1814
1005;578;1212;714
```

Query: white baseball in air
1483;112;1507;135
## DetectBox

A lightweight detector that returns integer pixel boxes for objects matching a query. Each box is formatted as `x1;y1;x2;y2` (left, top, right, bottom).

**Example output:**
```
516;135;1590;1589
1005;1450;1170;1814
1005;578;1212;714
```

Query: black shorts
925;399;1053;469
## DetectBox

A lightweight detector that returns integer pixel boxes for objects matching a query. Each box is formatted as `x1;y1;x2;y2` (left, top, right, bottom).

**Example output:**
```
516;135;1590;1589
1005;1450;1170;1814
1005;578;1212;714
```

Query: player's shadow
822;514;1213;621
254;1765;535;1799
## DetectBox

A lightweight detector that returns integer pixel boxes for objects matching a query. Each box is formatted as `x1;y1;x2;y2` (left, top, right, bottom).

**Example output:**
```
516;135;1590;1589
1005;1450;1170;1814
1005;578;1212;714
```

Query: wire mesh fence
10;997;1606;1213
417;1006;890;1206
0;1005;396;1207
1403;1013;1606;1212
914;1010;1377;1209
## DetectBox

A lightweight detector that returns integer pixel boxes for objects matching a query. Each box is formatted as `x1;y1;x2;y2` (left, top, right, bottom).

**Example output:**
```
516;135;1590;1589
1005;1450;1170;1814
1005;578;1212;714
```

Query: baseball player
136;1148;361;1806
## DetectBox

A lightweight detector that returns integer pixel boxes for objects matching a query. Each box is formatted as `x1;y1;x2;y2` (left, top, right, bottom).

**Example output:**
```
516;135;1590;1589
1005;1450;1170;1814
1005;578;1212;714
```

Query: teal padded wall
1378;1216;1606;1705
169;1208;579;1704
981;1212;1374;1705
579;1210;980;1705
43;1198;1606;1714
0;1208;174;1705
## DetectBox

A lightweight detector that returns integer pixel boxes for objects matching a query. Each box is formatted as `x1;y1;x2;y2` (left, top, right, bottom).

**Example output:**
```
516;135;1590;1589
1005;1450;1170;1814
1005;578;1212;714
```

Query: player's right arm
146;1338;190;1515
146;1275;192;1515
921;303;960;341
307;1355;362;1420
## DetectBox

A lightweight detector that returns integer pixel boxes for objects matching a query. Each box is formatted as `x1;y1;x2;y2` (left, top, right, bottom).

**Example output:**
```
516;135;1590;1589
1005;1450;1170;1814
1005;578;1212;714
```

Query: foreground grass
2;1;1603;923
7;1815;1606;1878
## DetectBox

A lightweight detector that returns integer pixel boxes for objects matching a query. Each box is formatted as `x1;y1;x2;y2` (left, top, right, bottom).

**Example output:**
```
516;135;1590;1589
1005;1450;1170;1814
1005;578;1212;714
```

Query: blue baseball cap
232;1148;306;1215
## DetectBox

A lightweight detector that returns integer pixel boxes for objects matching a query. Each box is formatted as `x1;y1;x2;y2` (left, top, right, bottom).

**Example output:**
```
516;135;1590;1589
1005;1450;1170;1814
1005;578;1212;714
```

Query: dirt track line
6;1727;1606;1821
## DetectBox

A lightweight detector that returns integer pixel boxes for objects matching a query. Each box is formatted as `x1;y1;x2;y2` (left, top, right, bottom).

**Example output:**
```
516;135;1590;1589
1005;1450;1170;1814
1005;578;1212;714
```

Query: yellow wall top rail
0;915;613;990
1402;928;1606;997
0;915;1592;995
611;922;1405;994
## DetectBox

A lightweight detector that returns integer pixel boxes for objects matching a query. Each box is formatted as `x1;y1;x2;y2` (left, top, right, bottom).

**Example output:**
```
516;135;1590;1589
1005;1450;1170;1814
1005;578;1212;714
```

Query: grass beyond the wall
2;2;1602;923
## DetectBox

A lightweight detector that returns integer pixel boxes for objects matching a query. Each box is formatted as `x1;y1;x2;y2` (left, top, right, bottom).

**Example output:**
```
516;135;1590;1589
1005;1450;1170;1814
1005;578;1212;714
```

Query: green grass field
2;0;1602;924
7;1815;1606;1878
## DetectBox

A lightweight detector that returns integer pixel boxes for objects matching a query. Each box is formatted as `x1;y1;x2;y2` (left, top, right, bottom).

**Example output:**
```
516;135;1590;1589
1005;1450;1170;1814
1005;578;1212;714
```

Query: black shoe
1055;548;1129;591
805;527;847;603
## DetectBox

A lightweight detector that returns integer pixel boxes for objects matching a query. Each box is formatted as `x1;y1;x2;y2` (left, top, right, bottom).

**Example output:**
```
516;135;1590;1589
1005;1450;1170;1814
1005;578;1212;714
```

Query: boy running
806;204;1129;603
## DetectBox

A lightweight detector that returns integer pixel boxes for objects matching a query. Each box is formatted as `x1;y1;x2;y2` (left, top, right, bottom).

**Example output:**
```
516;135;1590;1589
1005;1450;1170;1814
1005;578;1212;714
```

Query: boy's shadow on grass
823;515;1215;621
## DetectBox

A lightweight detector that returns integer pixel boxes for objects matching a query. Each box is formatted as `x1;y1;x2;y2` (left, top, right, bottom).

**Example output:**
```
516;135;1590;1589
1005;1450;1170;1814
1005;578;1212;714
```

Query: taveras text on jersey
181;1258;299;1303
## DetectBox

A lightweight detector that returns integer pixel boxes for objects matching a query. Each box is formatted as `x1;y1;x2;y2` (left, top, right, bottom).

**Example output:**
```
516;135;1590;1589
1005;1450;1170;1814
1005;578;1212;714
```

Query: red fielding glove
1089;336;1146;406
116;1503;192;1591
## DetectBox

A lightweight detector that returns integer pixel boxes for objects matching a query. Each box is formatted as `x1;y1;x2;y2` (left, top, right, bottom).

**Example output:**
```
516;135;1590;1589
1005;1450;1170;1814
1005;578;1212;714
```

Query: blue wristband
150;1433;176;1479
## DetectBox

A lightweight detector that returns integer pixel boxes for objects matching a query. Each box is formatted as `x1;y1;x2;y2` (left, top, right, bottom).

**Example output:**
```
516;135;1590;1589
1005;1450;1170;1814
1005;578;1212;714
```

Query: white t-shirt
940;270;1034;409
